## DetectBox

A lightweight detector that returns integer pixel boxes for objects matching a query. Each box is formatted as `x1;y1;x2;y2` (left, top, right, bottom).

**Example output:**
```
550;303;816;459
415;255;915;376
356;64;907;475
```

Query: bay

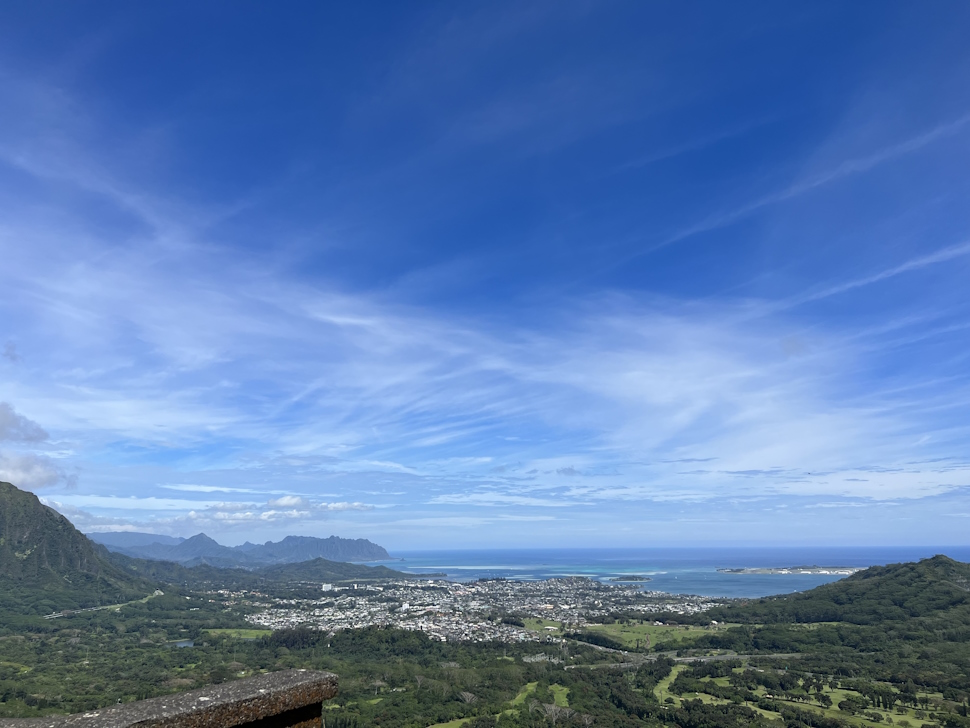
374;546;970;598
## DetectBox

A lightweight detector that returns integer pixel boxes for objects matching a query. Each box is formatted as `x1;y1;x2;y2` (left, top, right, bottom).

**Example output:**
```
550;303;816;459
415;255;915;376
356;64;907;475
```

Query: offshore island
718;564;864;575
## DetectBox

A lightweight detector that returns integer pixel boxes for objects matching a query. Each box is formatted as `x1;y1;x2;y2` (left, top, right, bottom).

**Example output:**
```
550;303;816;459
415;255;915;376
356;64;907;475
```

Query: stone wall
0;669;337;728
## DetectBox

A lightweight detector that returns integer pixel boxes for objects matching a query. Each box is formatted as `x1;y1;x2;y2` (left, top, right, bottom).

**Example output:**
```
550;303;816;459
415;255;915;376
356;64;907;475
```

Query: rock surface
0;669;337;728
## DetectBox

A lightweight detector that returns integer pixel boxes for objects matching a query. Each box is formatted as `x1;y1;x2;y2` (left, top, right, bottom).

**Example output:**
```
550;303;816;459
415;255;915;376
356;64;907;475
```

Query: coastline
369;547;970;598
717;565;864;575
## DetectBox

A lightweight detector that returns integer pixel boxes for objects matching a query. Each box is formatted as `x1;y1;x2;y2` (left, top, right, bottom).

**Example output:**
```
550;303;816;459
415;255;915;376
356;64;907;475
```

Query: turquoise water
376;546;970;598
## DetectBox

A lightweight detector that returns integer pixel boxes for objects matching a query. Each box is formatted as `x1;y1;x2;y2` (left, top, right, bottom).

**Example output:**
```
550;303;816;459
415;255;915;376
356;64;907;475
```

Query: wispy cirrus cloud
4;229;969;524
3;6;970;547
626;112;970;261
42;492;375;536
778;239;970;310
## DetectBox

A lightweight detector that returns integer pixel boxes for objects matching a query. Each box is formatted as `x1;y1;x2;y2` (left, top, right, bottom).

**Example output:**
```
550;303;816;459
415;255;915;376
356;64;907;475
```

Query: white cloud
0;451;72;490
162;484;264;494
42;490;376;537
318;502;373;512
41;499;142;532
267;495;309;508
430;492;577;507
1;66;969;545
52;495;232;511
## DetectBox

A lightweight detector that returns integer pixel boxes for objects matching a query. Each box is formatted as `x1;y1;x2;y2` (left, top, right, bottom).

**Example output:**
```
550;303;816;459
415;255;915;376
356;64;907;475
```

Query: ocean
374;546;970;599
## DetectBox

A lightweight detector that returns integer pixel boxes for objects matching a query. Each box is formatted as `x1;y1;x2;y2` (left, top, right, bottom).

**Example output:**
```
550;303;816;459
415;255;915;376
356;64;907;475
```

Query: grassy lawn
429;681;568;728
654;664;686;704
582;622;721;649
430;709;524;728
427;718;471;728
549;684;569;707
804;685;923;726
749;684;903;727
685;690;779;720
652;671;903;728
508;682;567;708
202;628;272;639
509;682;538;706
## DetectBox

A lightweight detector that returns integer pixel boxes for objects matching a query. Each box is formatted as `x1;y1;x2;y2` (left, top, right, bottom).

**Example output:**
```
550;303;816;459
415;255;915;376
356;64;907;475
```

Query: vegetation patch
202;629;272;639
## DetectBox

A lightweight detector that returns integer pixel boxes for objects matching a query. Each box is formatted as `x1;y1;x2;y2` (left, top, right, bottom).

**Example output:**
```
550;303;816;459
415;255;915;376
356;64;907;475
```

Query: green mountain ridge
105;549;413;590
90;531;393;567
0;481;154;614
705;554;970;625
0;481;414;613
257;556;409;581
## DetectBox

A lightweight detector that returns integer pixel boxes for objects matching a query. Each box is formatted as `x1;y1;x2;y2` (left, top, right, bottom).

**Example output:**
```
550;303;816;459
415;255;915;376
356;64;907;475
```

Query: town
240;576;719;643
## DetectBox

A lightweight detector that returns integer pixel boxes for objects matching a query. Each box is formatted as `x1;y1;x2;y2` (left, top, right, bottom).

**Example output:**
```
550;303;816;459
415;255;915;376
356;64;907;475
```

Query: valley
2;481;970;727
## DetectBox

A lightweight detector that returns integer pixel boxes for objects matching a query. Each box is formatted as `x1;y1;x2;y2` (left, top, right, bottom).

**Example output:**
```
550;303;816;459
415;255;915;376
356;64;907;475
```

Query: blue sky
1;1;969;548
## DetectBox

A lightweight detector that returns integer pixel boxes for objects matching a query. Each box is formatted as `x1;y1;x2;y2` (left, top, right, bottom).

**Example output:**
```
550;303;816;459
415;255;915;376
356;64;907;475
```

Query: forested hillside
705;555;970;625
3;500;969;727
105;551;410;590
0;482;154;614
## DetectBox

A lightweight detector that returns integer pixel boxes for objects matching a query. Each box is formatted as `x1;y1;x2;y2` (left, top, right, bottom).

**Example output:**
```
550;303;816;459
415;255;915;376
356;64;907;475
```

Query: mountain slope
683;555;970;699
105;551;413;591
120;533;246;565
256;556;407;581
242;535;391;563
707;555;970;625
0;481;154;614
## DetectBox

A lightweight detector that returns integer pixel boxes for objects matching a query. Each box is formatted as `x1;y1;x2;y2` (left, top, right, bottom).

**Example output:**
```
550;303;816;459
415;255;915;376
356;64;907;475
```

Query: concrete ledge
0;669;337;728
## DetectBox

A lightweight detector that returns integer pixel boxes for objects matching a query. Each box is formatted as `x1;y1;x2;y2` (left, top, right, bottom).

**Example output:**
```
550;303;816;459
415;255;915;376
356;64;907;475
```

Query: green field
427;717;471;728
665;671;927;728
0;661;31;675
429;681;566;728
509;682;537;706
522;617;718;650
654;664;686;703
582;621;723;648
202;629;272;639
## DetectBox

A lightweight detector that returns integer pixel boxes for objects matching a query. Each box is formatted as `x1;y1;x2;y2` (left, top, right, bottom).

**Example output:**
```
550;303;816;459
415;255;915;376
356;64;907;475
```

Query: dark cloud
0;402;48;442
1;342;19;362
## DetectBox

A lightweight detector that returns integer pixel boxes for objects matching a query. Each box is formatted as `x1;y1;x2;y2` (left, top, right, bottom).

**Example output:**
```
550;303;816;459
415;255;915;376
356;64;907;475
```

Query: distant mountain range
105;551;413;592
1;481;410;614
90;531;184;548
88;531;392;567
